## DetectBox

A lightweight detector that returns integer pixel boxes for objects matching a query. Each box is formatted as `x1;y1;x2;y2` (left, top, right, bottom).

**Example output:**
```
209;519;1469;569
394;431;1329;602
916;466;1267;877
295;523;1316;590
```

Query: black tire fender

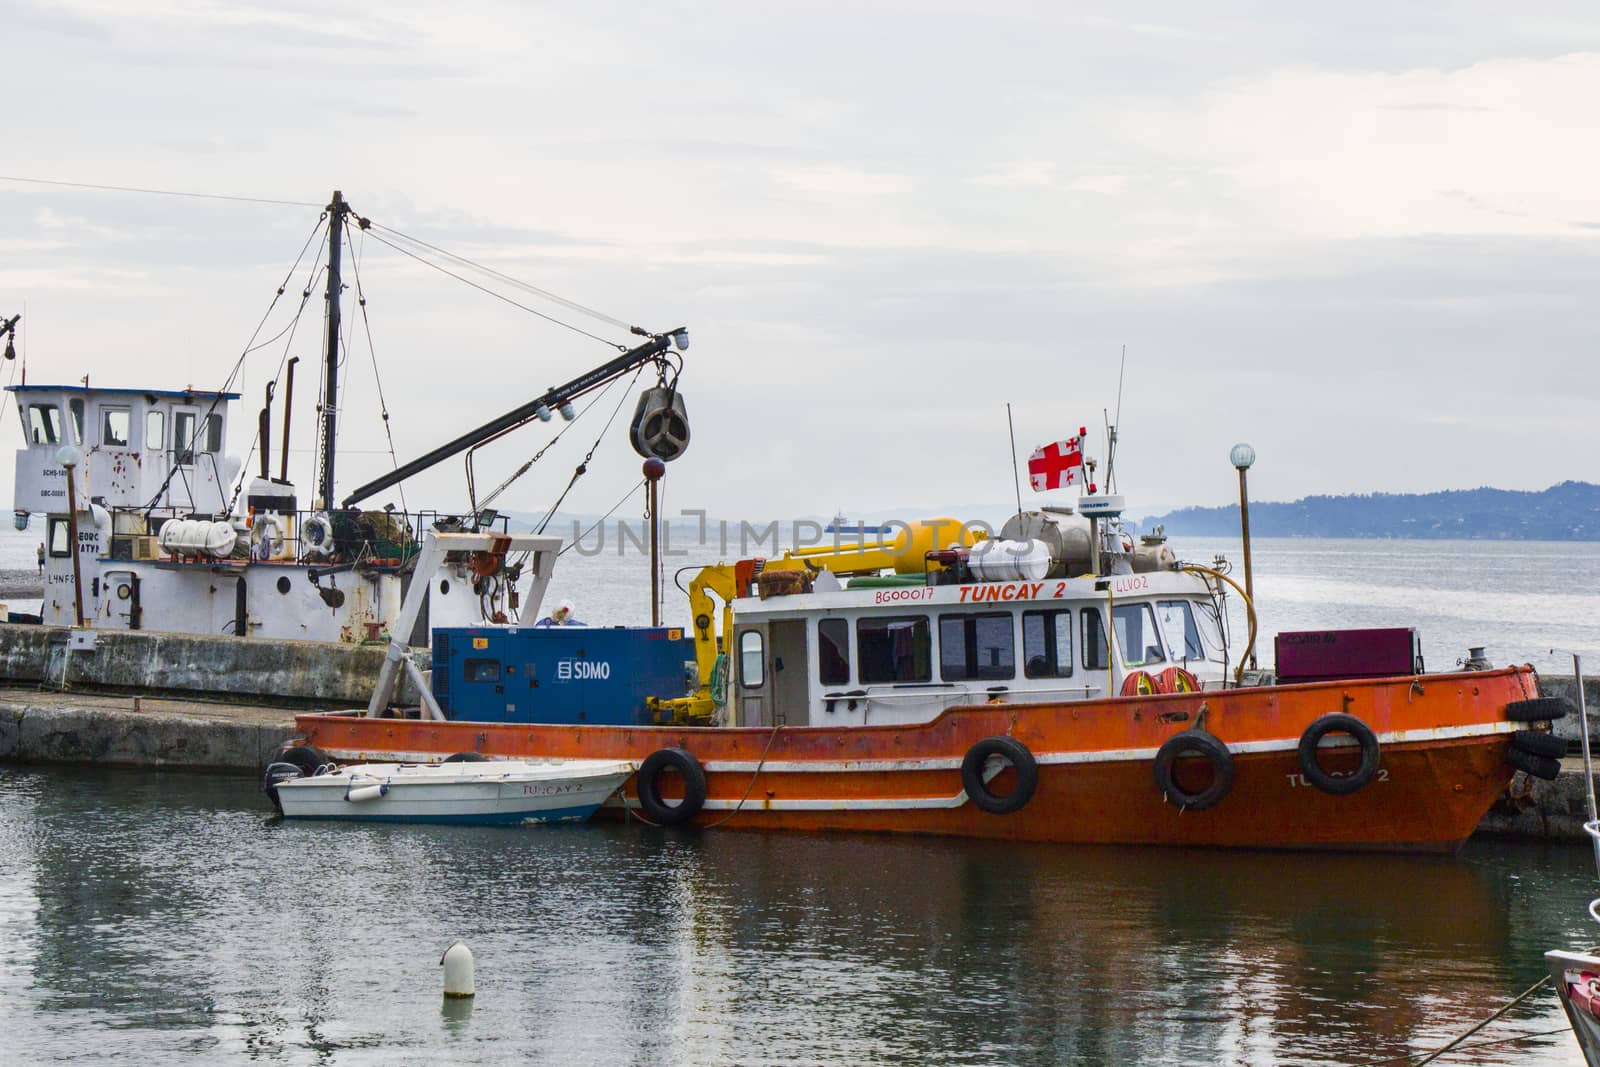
1505;746;1562;781
960;736;1039;815
1297;713;1381;795
1152;730;1235;811
635;748;708;825
1505;697;1574;722
271;743;333;776
1509;729;1567;759
442;751;490;763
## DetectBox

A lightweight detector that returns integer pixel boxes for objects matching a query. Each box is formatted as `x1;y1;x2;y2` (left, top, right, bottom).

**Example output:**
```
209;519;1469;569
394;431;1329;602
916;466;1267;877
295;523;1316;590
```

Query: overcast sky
3;1;1597;525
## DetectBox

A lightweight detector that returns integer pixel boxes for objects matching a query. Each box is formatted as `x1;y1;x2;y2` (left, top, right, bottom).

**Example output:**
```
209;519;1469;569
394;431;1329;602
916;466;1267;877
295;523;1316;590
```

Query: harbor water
3;527;1600;1063
0;765;1596;1066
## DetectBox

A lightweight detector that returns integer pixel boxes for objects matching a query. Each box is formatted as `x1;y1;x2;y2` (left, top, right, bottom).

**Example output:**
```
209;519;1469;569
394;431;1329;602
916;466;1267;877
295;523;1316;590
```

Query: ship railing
102;506;512;568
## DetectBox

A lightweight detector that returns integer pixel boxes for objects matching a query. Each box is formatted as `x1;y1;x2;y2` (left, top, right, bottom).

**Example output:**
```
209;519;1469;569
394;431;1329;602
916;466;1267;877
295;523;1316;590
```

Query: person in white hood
535;598;583;627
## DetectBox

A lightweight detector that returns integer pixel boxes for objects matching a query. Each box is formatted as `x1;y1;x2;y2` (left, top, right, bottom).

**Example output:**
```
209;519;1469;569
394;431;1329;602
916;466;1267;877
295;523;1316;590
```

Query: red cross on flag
1027;429;1086;492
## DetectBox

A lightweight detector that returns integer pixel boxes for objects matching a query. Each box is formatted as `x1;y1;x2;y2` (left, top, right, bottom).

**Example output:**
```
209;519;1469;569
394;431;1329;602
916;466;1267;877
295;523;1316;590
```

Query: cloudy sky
3;1;1597;525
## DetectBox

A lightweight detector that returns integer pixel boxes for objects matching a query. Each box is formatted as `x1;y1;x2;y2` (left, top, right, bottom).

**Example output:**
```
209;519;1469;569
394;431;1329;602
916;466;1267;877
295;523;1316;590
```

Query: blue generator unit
432;625;695;725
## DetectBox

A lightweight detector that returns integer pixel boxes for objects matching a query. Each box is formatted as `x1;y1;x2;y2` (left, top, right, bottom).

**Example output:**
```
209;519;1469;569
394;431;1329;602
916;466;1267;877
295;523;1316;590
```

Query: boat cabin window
1156;600;1207;661
858;615;931;684
1022;609;1074;678
204;413;223;452
818;618;850;685
68;398;84;443
146;409;164;449
1083;609;1110;671
938;612;1014;681
47;517;71;558
739;630;765;688
27;404;63;445
1113;602;1168;667
463;658;500;683
101;406;131;448
173;411;197;464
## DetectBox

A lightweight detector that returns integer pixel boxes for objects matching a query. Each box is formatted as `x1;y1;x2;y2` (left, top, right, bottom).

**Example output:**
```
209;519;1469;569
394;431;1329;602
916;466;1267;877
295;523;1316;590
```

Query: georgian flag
1027;430;1085;492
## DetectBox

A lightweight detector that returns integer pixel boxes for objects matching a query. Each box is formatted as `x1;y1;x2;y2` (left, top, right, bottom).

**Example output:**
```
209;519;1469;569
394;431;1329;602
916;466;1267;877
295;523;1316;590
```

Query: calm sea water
4;526;1600;1064
0;766;1595;1066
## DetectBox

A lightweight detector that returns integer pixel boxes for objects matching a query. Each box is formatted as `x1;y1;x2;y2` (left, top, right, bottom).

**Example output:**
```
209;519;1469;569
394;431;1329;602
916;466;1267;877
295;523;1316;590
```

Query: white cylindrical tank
158;518;240;559
999;510;1093;577
967;538;1052;582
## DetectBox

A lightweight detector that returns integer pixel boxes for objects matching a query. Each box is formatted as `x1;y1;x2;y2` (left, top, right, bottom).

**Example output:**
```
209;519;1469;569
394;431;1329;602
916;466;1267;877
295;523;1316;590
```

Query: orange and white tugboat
291;433;1572;852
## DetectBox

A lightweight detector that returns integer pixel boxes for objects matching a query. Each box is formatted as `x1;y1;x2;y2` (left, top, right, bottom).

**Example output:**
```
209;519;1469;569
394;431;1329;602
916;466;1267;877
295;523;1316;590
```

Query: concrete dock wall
0;703;292;774
0;623;428;708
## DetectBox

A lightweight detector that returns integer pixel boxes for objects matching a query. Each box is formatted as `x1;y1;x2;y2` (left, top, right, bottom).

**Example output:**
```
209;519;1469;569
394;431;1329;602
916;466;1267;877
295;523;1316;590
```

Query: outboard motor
260;761;306;815
630;386;691;462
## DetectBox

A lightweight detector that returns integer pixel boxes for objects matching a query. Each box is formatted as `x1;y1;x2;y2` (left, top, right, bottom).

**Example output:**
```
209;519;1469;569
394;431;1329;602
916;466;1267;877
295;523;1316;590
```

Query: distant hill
1141;481;1600;541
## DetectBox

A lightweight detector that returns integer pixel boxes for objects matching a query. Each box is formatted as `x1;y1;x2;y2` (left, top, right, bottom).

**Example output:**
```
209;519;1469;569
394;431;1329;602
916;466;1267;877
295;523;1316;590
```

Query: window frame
857;614;932;685
1156;599;1209;662
1082;608;1110;672
938;611;1016;682
28;404;62;446
739;629;766;689
146;409;165;450
1113;601;1169;668
101;405;132;449
47;517;71;558
173;410;198;465
1022;608;1075;679
818;617;850;686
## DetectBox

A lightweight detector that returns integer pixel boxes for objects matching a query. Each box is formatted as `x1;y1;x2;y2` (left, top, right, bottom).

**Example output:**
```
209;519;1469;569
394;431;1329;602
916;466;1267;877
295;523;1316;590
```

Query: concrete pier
0;687;296;773
0;623;428;708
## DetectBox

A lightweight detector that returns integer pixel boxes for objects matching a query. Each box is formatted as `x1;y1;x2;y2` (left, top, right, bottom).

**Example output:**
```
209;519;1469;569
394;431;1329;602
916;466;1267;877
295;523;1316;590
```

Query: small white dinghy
263;755;635;826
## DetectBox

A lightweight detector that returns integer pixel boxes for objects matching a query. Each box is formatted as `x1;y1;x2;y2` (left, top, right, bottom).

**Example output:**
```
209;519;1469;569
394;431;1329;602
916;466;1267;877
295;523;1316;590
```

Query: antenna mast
318;190;348;511
1006;403;1025;526
1104;344;1127;493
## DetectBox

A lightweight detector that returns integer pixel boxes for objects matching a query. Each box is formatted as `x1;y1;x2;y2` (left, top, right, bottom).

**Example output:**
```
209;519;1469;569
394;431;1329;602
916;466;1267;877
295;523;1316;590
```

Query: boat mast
319;190;348;511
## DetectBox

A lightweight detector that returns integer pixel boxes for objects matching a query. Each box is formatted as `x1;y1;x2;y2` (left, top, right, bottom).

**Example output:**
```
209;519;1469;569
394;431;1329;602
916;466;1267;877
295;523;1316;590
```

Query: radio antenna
1006;403;1025;527
1105;345;1127;493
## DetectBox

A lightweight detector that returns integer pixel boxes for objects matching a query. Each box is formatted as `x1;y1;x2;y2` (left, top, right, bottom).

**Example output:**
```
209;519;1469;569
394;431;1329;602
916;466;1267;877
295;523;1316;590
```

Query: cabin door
100;569;140;630
733;623;769;727
769;619;809;726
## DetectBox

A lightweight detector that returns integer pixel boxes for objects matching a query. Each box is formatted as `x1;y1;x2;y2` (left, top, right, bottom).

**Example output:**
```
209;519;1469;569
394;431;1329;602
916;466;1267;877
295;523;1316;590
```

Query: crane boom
340;330;681;509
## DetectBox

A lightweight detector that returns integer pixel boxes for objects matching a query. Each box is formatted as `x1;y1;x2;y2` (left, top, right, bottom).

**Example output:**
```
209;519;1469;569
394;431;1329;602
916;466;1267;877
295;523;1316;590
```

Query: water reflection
1;766;1591;1065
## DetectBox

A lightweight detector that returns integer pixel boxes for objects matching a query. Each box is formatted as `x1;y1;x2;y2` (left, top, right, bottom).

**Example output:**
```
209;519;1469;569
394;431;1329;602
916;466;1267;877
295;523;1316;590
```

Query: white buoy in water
441;940;475;998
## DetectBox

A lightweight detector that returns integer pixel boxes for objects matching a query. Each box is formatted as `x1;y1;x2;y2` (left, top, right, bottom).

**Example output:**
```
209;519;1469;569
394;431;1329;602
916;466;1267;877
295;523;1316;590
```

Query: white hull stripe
697;720;1516;774
320;721;1514;778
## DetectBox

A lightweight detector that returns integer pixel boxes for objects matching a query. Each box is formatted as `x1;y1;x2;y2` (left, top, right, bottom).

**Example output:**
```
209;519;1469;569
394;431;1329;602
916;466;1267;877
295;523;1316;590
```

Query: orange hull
295;667;1540;852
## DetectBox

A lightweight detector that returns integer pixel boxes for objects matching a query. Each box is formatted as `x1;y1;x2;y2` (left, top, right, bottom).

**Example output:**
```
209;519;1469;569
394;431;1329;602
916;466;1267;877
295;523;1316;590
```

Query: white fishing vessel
6;190;691;647
264;756;636;826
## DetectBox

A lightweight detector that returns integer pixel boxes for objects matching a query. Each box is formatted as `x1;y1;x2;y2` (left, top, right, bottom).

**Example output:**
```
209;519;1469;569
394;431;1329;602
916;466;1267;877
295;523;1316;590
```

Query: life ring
1297;713;1381;795
635;748;708;825
960;736;1039;815
251;514;285;560
1158;667;1200;694
1121;670;1162;697
302;512;334;560
1152;731;1234;810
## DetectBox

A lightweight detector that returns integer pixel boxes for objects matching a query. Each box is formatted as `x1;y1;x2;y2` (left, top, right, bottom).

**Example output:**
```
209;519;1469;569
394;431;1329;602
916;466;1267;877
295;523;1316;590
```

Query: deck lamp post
57;445;86;627
1230;443;1256;669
